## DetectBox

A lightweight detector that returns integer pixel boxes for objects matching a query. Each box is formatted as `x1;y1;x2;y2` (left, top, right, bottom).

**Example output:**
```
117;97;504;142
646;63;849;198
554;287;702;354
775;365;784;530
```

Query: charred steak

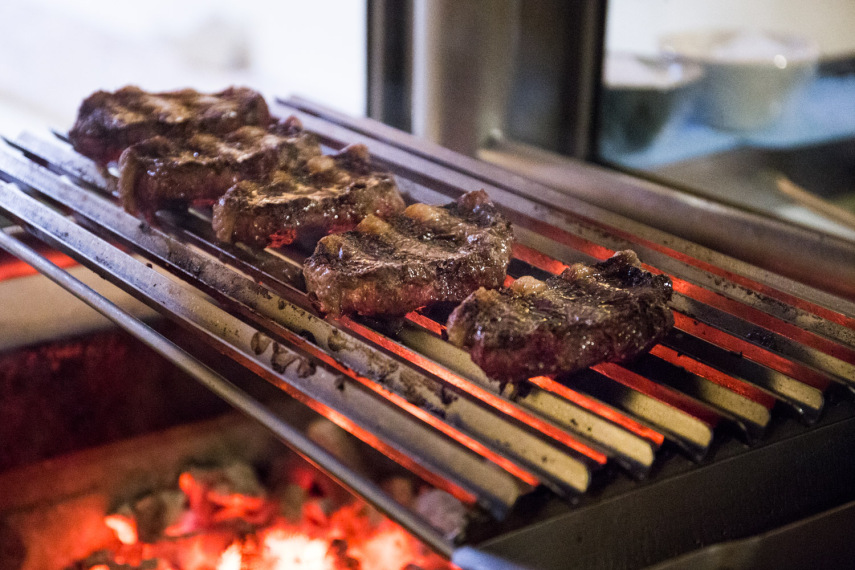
69;86;271;164
118;117;321;218
446;250;674;383
212;143;406;248
303;190;513;317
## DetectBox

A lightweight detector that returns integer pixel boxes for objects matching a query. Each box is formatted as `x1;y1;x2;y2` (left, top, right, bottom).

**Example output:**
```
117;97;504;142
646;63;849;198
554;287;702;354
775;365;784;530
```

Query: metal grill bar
509;242;826;420
3;100;851;514
0;129;776;461
0;180;532;519
281;97;855;335
279;103;855;355
3;134;685;478
0;207;456;558
0;150;600;499
664;331;825;420
274;107;851;412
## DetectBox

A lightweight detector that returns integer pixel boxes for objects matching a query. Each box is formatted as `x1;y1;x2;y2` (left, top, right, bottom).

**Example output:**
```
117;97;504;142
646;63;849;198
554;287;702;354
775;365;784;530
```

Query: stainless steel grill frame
1;100;854;569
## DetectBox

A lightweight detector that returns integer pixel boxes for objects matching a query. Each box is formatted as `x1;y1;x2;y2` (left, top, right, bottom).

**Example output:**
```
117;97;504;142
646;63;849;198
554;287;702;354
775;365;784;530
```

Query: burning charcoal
328;538;361;569
273;481;311;522
69;549;159;569
300;419;373;510
167;462;273;535
108;488;187;544
131;493;166;543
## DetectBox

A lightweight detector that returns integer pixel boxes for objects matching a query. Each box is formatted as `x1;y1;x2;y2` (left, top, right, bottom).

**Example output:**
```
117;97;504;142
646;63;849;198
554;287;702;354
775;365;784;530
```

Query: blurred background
2;0;854;269
600;0;855;241
0;0;368;131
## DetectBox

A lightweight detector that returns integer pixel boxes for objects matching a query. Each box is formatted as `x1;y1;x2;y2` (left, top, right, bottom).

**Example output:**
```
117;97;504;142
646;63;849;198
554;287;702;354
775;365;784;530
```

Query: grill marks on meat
212;143;406;248
73;86;404;241
446;250;674;383
303;190;513;317
118;117;321;218
69;86;271;164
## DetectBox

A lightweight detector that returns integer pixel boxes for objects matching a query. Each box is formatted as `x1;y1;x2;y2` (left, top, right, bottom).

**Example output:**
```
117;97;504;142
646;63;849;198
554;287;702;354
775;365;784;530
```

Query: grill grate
1;102;854;564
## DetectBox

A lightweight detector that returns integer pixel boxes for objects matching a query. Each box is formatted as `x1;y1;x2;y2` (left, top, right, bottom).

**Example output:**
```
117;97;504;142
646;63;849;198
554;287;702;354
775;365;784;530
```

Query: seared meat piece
69;86;271;164
446;250;674;383
303;190;513;317
212;143;406;247
118;117;321;218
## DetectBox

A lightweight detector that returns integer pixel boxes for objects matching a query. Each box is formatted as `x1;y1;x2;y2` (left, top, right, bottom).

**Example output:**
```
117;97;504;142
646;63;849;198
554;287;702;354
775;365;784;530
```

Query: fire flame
103;513;137;545
259;530;335;570
89;466;453;570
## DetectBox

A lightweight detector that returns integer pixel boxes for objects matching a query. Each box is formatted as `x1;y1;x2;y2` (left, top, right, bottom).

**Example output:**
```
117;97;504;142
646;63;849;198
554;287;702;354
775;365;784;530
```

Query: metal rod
0;146;590;496
0;176;534;512
0;224;455;558
279;97;855;319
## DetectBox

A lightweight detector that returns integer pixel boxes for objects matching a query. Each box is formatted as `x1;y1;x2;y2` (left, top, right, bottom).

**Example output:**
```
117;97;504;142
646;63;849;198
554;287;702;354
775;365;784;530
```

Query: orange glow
673;313;831;390
354;526;422;570
262;530;335;570
650;345;777;408
92;467;455;570
406;310;445;336
0;250;77;282
104;513;138;545
340;316;609;467
512;243;570;275
216;543;243;570
269;228;299;248
593;362;720;426
668;277;855;367
528;376;665;446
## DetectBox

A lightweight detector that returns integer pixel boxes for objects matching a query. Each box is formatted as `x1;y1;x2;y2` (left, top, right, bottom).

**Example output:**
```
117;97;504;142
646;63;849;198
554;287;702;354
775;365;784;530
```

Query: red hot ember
69;461;456;570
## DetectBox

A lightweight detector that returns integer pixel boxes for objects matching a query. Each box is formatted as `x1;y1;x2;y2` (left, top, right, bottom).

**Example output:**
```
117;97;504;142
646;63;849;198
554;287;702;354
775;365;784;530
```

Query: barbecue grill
1;97;854;569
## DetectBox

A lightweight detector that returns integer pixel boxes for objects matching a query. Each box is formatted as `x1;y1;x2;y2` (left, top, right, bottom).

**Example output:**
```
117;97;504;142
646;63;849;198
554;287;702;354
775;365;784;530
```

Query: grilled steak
212;143;406;247
446;250;674;383
118;117;321;218
69;86;271;164
303;190;513;317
